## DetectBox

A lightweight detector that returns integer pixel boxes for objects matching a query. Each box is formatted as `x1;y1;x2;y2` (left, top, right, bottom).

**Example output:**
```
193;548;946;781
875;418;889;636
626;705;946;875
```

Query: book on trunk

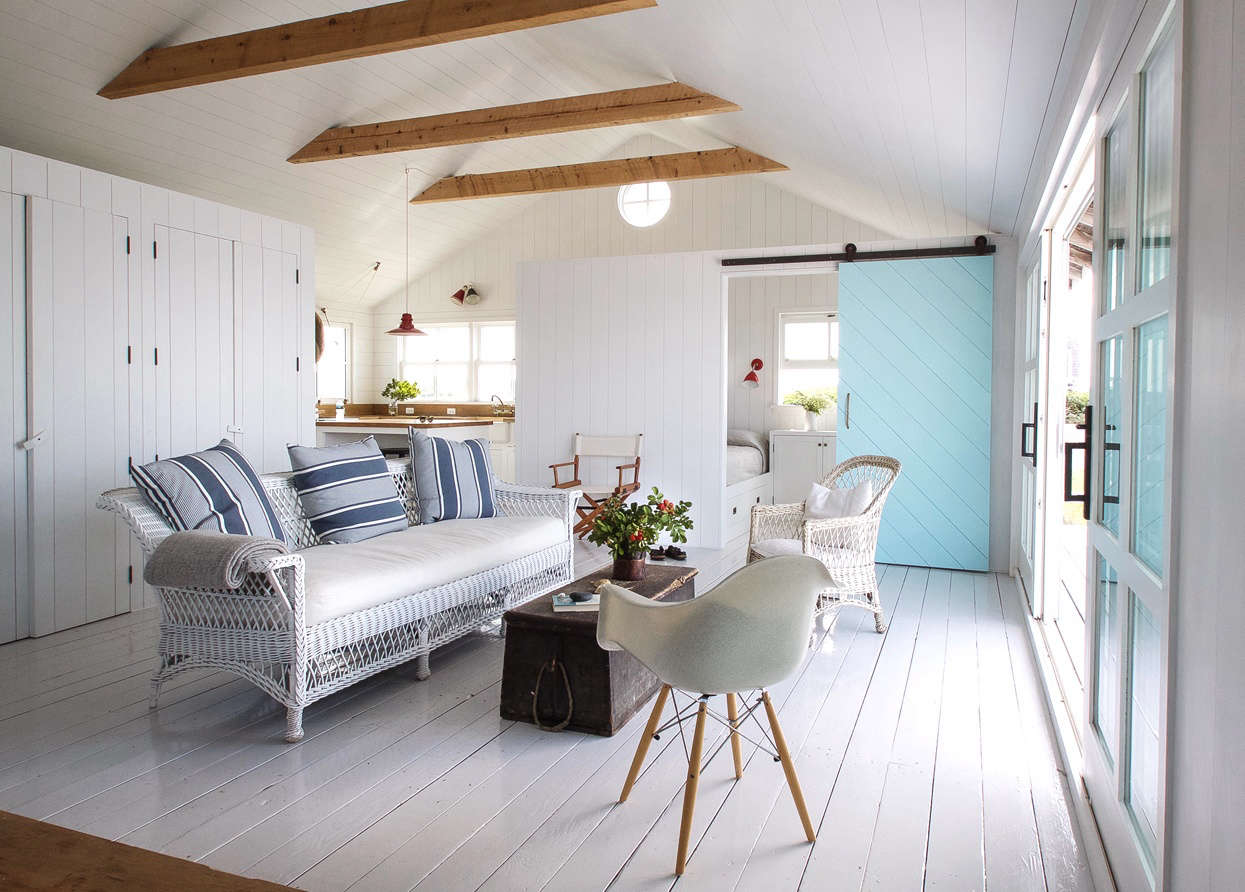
551;591;600;612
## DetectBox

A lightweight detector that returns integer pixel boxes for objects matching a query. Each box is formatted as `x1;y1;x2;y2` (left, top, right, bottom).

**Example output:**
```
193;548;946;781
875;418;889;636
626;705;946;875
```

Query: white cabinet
490;443;516;483
4;148;316;637
770;430;837;504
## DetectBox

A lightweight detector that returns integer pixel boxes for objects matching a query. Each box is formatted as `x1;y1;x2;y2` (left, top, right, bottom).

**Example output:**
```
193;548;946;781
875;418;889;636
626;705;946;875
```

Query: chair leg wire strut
617;684;817;875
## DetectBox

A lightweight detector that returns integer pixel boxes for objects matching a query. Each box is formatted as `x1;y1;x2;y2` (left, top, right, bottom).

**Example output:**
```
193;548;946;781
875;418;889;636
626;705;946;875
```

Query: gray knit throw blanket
144;530;289;591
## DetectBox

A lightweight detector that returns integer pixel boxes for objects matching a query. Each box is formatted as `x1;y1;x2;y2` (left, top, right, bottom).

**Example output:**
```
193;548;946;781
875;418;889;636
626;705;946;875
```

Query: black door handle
1020;401;1038;466
1063;404;1093;520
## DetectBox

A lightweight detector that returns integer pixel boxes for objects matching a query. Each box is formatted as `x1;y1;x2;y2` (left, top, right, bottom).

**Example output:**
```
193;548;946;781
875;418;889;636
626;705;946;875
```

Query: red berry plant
587;487;694;560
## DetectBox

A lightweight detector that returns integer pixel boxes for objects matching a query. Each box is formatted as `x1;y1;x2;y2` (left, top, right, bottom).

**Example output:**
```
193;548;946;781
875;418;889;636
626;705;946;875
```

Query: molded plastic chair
747;454;901;632
597;554;832;875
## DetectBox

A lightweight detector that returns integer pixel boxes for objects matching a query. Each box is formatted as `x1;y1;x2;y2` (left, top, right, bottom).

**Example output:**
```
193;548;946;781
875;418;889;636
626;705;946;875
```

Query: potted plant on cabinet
783;388;837;431
588;488;693;581
381;378;421;415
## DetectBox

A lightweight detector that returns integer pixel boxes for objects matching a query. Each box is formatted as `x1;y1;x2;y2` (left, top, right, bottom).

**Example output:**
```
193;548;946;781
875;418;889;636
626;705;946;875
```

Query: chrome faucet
490;394;511;416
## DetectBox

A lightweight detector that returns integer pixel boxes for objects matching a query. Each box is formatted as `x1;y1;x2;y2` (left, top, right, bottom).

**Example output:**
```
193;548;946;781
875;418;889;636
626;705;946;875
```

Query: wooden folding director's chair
549;433;644;539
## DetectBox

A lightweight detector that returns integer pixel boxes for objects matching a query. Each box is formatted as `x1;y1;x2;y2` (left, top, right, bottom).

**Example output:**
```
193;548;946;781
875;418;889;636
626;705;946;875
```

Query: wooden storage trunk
500;564;696;736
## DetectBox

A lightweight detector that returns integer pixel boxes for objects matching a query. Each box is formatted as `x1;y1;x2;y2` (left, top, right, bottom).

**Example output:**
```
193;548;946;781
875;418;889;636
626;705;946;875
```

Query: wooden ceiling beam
410;147;787;203
289;82;739;162
99;0;656;99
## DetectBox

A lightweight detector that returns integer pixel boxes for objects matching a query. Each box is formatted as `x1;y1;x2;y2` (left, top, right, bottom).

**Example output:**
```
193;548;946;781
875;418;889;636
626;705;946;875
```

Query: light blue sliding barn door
837;256;992;570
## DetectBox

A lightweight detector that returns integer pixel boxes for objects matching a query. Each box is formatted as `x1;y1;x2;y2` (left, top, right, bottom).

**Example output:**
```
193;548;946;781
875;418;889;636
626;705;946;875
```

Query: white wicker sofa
98;458;577;742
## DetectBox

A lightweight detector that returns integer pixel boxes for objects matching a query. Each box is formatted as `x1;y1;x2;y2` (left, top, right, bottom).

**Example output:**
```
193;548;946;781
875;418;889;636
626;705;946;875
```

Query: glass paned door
1082;10;1177;889
1016;259;1046;609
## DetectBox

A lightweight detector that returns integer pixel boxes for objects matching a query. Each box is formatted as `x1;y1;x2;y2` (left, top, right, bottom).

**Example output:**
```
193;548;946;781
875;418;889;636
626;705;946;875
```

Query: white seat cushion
751;538;869;567
300;516;565;625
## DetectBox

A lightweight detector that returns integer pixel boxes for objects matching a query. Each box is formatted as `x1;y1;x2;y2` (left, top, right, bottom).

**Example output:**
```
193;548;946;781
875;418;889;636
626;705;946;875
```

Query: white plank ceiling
0;0;1083;307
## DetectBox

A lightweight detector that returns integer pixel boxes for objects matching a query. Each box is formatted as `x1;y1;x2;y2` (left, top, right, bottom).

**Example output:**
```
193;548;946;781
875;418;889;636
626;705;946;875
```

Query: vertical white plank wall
516;251;726;548
0;188;29;644
6;146;316;635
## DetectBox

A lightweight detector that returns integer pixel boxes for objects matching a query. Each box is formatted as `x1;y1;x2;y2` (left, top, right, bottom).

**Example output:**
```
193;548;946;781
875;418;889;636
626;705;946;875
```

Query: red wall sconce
742;357;763;389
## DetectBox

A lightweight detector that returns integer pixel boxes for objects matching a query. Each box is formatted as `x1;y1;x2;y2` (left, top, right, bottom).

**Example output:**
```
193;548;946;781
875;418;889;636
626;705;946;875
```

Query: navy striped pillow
287;436;409;544
409;431;497;524
131;440;288;545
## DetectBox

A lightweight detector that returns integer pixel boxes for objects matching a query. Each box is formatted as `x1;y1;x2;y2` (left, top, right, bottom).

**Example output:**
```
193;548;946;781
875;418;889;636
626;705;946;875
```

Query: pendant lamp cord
404;167;410;316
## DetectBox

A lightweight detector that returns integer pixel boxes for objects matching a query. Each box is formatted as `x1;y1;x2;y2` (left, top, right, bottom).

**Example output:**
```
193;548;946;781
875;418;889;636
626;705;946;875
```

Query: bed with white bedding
723;429;773;553
726;429;768;484
726;444;765;484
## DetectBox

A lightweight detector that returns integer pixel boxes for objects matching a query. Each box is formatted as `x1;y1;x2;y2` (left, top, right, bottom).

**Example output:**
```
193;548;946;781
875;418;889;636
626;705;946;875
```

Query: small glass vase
388;400;398;416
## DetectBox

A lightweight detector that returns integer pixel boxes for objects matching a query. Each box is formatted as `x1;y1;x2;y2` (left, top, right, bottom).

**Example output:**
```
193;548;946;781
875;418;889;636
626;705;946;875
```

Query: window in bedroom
316;322;351;402
777;311;839;405
399;320;516;402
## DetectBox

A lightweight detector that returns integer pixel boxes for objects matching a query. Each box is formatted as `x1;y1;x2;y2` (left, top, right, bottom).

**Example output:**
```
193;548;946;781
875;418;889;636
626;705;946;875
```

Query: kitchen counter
314;415;515;450
315;416;502;430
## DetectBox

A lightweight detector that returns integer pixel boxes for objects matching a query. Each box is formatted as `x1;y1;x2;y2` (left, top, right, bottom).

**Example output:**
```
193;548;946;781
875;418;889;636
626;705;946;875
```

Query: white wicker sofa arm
97;487;306;614
493;482;580;534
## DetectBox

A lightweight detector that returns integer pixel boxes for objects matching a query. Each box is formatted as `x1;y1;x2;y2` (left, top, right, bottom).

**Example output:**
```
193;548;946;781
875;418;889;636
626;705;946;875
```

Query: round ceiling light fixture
617;181;671;228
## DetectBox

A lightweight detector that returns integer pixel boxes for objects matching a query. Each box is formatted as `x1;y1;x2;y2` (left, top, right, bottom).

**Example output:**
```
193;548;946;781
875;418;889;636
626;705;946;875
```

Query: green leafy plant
588;488;694;560
381;378;421;402
1066;389;1089;424
783;387;837;415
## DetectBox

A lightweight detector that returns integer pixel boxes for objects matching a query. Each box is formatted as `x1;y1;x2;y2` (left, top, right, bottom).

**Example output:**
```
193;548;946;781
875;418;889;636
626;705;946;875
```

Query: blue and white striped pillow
408;430;497;524
131;440;288;545
287;436;409;544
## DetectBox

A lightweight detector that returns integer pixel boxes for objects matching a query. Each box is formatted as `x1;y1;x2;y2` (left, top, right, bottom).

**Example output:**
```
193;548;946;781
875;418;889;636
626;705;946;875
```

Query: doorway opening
1041;190;1095;736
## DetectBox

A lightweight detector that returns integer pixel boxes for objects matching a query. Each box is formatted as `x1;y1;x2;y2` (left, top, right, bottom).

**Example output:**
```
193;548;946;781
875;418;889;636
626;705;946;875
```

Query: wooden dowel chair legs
763;690;817;842
617;688;814;875
726;692;744;779
676;699;709;876
619;684;669;803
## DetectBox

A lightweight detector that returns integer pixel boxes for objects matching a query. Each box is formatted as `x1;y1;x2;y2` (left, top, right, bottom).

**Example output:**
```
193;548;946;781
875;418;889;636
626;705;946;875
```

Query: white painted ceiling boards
0;0;1085;306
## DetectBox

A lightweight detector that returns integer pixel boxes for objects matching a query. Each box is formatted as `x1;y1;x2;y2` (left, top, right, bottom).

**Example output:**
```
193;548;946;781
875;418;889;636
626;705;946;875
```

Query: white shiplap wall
515;251;725;548
727;273;837;435
0;144;316;636
335;138;888;403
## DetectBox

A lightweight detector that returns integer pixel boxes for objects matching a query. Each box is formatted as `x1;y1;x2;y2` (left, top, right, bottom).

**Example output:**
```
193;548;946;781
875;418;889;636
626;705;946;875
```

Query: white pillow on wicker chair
804;480;872;523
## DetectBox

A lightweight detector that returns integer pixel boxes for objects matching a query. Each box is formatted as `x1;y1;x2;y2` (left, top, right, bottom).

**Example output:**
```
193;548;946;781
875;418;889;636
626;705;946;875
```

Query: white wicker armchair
98;458;577;742
747;455;901;633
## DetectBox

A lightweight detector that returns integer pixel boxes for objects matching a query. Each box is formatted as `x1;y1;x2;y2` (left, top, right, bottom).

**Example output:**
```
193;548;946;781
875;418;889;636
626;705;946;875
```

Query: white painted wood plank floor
0;564;1096;891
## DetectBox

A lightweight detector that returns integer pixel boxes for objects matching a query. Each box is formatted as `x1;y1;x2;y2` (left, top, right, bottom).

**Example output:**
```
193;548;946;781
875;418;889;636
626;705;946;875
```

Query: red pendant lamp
387;168;428;338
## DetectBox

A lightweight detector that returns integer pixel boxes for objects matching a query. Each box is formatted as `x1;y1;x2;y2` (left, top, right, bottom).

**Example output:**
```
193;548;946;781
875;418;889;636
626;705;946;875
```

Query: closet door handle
19;430;46;451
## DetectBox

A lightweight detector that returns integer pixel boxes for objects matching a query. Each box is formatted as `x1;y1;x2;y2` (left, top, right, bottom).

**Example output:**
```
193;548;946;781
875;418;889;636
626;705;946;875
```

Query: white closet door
234;243;300;473
1;193;28;644
153;226;236;460
27;197;131;634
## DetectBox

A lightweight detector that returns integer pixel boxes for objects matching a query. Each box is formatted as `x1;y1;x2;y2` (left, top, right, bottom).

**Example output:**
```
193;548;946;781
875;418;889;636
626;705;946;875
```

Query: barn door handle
844;392;851;430
19;430;46;451
1020;402;1038;466
1063;404;1093;520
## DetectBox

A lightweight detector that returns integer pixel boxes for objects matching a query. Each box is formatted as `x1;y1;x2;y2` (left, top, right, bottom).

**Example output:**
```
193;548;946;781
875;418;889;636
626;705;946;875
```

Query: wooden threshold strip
410;147;787;203
289;82;738;162
99;0;657;99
